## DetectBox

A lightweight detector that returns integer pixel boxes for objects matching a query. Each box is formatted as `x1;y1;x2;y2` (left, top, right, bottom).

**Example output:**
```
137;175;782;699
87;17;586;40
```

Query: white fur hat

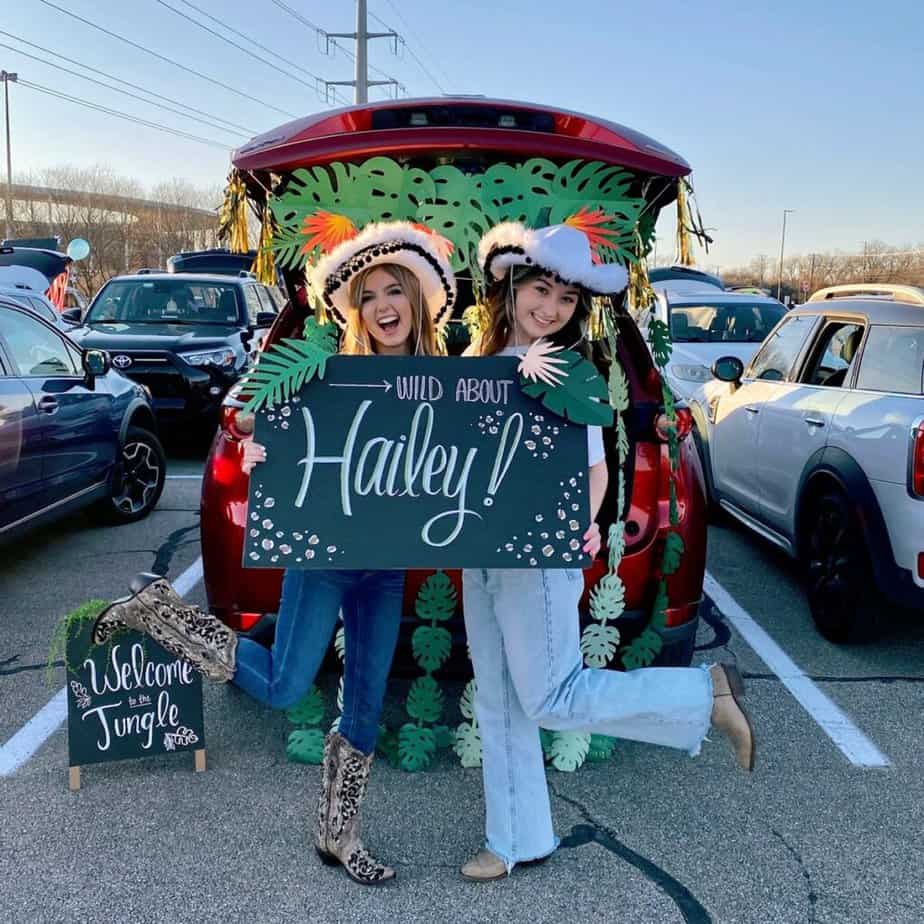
309;221;456;330
478;222;628;295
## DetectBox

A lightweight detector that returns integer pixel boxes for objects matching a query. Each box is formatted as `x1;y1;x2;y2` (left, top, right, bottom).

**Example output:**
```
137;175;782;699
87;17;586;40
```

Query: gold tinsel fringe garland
251;206;277;286
218;169;250;254
676;178;694;267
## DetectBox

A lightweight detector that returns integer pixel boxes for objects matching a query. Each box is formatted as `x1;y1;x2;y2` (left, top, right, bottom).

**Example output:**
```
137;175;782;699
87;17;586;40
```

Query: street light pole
776;209;794;301
1;70;17;242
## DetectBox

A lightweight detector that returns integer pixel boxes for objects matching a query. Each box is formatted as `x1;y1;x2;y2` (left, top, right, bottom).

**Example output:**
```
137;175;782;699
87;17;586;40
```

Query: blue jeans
233;569;405;754
462;567;713;872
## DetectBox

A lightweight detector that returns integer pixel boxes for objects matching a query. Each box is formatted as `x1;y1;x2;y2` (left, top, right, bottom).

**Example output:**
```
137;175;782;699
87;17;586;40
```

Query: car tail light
222;405;254;441
912;425;924;497
654;407;693;442
238;612;262;632
918;553;924;580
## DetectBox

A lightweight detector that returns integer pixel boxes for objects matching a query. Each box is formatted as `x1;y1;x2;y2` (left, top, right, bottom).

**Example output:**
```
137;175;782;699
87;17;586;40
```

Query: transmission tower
325;0;399;104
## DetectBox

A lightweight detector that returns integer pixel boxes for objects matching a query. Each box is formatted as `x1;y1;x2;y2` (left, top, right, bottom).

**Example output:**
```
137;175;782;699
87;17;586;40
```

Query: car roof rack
807;283;924;306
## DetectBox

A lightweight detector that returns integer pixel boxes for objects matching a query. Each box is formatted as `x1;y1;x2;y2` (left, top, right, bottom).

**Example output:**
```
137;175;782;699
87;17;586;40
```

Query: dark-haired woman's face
509;273;582;346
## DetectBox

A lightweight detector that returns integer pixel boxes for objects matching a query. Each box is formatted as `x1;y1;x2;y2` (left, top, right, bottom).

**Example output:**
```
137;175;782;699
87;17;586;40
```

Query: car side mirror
83;349;110;386
711;356;744;385
61;307;82;324
254;311;275;328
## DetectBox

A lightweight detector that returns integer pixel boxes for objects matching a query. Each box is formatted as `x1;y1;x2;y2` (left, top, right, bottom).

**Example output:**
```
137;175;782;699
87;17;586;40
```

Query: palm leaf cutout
406;675;444;724
621;627;664;671
240;320;337;414
648;318;673;366
412;625;452;673
415;570;457;621
286;728;325;764
453;720;482;768
662;532;685;575
520;349;615;427
398;722;437;772
549;730;592;772
586;734;617;763
284;685;326;726
589;572;626;622
459;678;477;721
580;623;621;668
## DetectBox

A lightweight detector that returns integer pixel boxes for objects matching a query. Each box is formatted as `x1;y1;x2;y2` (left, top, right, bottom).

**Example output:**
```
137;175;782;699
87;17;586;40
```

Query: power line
0;38;247;138
368;7;445;93
17;78;232;150
269;0;404;100
164;0;337;90
35;0;298;118
0;30;255;134
152;0;348;104
374;0;448;92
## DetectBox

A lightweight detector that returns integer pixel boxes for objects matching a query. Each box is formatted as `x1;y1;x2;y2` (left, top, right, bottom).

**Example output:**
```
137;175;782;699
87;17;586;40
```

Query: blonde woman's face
510;273;581;346
359;267;414;354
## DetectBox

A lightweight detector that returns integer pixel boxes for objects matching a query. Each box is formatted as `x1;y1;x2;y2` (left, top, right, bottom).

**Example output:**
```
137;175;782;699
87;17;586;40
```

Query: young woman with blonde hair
93;221;456;887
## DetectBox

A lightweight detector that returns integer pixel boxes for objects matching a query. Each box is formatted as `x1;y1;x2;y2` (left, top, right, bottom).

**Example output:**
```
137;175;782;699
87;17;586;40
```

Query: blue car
0;296;166;539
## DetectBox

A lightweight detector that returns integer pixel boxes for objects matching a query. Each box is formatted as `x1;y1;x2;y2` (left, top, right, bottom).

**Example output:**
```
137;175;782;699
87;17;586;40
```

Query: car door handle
745;406;760;414
37;396;59;414
804;417;825;428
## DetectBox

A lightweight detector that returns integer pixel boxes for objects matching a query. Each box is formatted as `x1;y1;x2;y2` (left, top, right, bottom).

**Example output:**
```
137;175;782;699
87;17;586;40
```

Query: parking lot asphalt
1;446;922;923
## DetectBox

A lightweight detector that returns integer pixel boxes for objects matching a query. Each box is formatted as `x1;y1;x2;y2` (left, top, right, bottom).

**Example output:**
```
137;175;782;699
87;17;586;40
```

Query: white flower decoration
518;338;569;386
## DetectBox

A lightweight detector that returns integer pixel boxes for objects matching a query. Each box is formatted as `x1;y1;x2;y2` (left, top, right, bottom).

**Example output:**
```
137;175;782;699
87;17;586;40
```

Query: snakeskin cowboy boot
92;572;236;683
315;732;337;862
317;732;395;886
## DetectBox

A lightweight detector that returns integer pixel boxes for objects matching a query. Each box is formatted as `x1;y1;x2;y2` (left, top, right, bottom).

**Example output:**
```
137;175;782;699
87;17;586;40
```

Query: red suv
200;98;707;667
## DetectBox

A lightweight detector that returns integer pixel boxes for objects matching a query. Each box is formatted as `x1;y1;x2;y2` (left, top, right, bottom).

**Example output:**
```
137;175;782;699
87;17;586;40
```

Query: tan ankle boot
460;848;508;882
710;664;755;771
93;573;236;682
322;732;395;886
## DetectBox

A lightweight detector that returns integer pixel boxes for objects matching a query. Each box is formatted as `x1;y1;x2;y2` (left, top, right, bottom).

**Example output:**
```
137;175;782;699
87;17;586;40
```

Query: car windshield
86;280;240;324
669;302;786;343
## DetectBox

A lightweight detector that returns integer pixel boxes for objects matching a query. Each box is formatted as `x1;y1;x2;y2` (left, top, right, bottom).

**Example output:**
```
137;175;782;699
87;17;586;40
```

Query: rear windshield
856;325;924;395
669;302;786;343
87;279;240;325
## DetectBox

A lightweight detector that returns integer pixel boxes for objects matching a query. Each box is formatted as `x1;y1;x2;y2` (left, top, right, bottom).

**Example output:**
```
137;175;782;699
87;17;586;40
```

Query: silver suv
698;294;924;641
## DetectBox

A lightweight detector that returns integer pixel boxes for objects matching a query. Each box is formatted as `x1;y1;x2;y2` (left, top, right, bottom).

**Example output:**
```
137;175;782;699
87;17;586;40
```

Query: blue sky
3;0;922;269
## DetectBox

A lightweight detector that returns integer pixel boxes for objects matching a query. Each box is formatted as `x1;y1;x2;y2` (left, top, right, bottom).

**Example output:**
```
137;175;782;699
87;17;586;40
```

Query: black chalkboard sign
243;356;591;570
66;618;205;781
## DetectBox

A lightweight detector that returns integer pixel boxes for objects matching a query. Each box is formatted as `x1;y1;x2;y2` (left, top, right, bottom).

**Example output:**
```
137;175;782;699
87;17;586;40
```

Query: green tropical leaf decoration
412;625;453;673
520;350;615;427
622;627;664;671
284;686;326;726
454;720;482;768
303;316;339;352
580;623;621;669
459;678;477;721
648;319;673;367
240;333;337;414
398;722;437;772
662;531;685;576
586;734;617;763
588;572;626;622
406;675;444;724
334;626;345;662
415;571;457;622
549;730;592;772
286;728;325;765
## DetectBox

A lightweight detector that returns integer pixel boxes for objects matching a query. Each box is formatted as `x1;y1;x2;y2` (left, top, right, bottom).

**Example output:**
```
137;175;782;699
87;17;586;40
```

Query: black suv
65;273;282;430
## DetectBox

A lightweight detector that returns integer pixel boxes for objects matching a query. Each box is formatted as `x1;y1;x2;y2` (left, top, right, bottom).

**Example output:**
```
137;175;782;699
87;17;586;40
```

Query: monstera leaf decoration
520;349;614;427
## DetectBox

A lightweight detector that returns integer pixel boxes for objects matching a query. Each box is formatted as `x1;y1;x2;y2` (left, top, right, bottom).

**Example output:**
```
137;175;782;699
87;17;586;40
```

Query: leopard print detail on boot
315;733;337;858
324;732;395;885
91;591;151;645
132;579;237;682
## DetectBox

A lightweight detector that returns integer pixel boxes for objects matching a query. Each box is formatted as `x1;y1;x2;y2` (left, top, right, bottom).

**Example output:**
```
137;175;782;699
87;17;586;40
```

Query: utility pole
776;209;794;301
326;0;398;103
2;70;17;242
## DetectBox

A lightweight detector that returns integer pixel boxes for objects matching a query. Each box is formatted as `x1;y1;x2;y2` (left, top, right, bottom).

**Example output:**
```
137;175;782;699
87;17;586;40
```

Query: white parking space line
0;556;205;778
166;475;203;480
704;571;891;769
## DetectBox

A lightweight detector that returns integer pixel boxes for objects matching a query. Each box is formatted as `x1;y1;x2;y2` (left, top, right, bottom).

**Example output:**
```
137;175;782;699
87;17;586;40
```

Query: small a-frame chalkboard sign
65;616;206;790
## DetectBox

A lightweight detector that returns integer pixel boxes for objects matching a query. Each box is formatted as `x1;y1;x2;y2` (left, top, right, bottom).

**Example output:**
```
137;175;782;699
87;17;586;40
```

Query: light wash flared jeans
462;567;713;872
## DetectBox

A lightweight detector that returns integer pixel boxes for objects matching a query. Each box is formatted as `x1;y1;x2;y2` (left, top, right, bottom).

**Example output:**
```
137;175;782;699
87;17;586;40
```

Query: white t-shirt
498;346;605;467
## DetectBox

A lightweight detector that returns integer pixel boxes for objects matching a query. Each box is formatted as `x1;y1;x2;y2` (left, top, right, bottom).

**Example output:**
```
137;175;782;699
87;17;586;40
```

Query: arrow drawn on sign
329;380;392;393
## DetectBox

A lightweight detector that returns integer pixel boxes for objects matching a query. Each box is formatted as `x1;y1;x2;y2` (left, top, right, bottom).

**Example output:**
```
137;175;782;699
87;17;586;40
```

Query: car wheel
803;490;879;643
98;427;167;524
